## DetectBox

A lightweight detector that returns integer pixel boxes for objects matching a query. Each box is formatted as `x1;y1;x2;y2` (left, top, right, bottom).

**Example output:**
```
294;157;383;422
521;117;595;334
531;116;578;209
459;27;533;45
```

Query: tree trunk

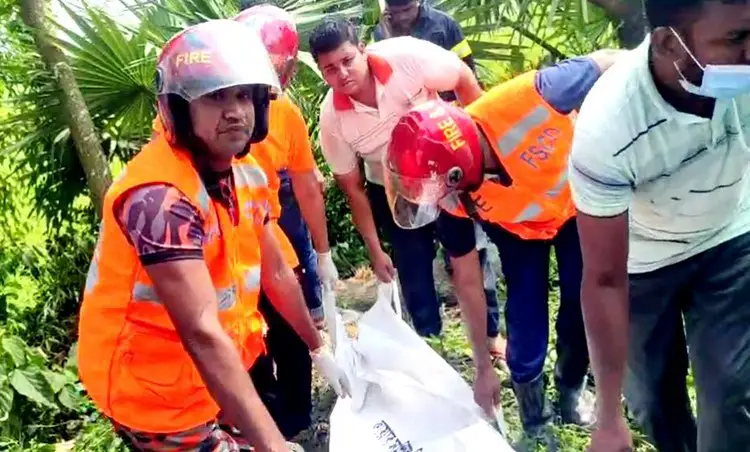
20;0;112;216
588;0;648;49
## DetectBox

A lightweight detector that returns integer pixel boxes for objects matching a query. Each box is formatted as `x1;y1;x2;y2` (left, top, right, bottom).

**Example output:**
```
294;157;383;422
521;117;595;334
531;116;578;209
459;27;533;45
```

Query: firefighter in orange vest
232;5;336;439
382;50;623;447
77;20;349;451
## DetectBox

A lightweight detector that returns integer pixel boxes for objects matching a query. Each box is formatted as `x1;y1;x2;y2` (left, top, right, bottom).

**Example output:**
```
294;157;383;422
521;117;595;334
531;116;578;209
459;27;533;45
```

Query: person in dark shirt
374;0;476;102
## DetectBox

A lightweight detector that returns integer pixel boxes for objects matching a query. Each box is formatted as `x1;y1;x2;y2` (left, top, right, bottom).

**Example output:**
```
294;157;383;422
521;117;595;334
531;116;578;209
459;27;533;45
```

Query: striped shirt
569;36;750;273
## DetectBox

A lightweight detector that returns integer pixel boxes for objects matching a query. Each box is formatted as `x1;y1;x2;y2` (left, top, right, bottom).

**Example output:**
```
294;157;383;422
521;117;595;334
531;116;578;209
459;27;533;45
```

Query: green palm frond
433;0;618;66
50;3;156;146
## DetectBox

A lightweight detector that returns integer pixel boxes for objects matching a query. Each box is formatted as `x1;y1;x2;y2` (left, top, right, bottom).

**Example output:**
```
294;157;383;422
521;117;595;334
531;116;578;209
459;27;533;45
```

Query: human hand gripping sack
310;346;351;398
316;251;339;289
474;365;502;420
370;248;395;283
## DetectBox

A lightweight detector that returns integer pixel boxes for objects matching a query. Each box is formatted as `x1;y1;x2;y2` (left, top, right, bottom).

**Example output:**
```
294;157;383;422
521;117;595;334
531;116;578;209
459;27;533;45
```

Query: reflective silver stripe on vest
132;283;161;304
216;286;237;311
84;254;99;294
196;184;210;216
132;282;240;312
512;203;542;223
244;266;261;292
546;171;568;198
234;163;268;189
496;106;550;156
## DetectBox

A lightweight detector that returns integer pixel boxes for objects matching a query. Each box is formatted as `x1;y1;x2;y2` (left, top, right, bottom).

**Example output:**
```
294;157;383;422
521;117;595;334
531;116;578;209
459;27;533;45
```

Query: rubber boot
557;376;597;428
511;373;558;451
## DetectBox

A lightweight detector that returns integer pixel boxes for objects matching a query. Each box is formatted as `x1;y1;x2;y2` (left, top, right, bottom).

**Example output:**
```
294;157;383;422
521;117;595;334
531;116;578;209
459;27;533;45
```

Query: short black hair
308;17;359;62
385;0;417;6
646;0;748;28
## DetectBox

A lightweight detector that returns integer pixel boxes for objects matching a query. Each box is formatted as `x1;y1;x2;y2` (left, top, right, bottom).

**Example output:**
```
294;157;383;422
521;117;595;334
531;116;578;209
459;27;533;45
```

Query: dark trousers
483;218;589;387
250;291;312;440
277;170;323;319
367;183;500;337
624;232;750;452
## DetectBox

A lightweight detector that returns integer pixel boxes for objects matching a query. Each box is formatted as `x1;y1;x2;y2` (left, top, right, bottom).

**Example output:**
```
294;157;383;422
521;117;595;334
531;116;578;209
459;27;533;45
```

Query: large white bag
325;281;514;452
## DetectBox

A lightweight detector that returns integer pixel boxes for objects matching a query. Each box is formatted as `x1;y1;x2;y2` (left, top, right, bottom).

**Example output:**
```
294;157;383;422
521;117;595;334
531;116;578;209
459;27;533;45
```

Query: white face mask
670;27;750;99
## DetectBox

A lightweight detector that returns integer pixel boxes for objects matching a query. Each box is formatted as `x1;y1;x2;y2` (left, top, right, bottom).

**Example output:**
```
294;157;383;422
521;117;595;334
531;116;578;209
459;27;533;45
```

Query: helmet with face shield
155;19;281;149
383;100;484;229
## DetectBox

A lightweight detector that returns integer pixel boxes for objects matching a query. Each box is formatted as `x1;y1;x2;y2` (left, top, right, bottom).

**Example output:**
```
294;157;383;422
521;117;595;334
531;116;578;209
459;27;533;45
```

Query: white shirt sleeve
318;97;358;176
385;37;464;93
569;126;634;217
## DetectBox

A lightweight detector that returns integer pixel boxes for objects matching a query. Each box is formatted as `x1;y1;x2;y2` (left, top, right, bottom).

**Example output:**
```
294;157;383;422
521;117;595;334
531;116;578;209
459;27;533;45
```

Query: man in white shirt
309;17;499;350
569;0;750;450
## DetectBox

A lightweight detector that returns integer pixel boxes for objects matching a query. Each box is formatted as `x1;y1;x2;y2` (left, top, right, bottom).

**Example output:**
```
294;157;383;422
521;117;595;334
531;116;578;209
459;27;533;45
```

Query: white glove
317;251;339;289
311;347;351;398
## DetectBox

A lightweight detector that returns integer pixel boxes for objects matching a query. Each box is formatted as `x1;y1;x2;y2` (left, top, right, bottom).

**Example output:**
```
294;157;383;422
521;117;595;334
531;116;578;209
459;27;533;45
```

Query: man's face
385;1;420;35
189;85;256;163
317;41;369;96
657;2;750;87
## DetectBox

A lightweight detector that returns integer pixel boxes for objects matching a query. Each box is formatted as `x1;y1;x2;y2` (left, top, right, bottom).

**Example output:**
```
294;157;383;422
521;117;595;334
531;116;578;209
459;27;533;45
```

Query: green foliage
72;412;126;452
7;223;96;361
0;332;82;449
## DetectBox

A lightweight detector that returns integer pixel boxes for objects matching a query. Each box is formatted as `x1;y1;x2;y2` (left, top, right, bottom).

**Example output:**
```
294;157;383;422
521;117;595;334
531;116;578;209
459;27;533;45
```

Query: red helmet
383;100;483;229
155;19;280;145
234;5;299;88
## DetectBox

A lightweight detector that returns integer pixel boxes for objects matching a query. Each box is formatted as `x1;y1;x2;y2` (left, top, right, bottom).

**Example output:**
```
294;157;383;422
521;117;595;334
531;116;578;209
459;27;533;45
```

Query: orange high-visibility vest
78;136;268;433
451;71;576;240
151;114;299;268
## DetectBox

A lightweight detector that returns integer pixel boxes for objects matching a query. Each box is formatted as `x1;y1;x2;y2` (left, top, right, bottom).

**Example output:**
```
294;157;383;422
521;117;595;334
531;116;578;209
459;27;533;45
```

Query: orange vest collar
332;54;394;111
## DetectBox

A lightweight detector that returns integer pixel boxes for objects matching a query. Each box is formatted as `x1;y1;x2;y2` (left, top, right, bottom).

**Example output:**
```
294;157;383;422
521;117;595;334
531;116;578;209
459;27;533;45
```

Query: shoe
511;373;559;451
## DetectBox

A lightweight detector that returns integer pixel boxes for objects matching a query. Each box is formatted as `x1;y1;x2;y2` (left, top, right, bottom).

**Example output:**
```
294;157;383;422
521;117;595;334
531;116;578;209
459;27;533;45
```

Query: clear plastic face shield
383;148;463;230
383;169;449;229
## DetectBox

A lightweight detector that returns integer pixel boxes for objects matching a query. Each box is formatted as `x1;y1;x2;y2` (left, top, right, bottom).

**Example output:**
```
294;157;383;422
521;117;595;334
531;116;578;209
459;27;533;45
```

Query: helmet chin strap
458;191;481;220
236;140;252;158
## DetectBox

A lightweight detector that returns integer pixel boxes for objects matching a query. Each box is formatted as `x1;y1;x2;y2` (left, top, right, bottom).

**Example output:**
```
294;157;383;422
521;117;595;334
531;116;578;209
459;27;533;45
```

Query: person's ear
357;42;366;53
651;26;686;63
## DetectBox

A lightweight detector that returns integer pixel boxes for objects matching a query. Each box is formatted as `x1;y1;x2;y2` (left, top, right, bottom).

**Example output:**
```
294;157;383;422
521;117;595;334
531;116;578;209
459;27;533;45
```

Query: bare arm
577;211;630;427
259;222;323;351
335;169;383;259
291;170;330;253
451;249;500;416
146;260;287;451
454;63;483;106
587;49;627;73
450;249;493;370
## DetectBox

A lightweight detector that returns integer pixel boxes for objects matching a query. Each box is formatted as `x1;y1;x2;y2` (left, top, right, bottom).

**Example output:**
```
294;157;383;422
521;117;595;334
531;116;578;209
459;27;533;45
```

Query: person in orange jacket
235;4;335;326
77;20;349;451
381;50;622;447
232;4;336;439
